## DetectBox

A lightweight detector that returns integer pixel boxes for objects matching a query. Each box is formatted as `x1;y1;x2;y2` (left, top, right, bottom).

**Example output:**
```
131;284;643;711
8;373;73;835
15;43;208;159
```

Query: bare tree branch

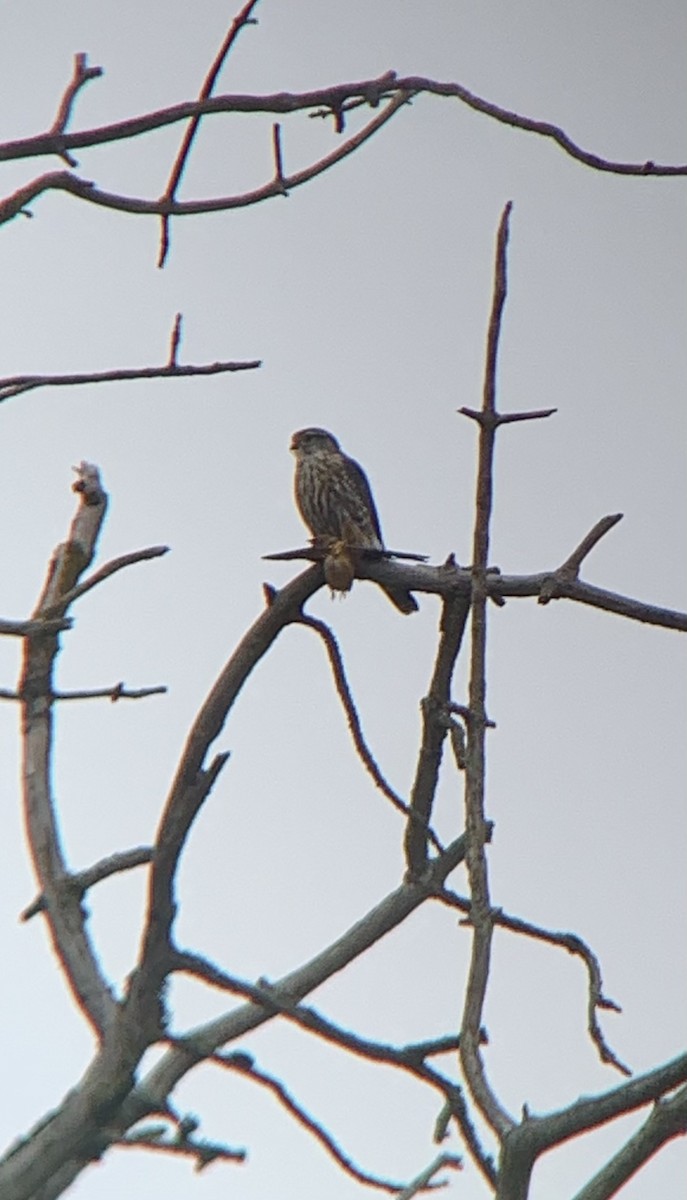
18;462;117;1037
158;0;261;266
169;943;492;1180
1;76;684;176
116;1123;245;1169
49;54;103;165
459;201;514;1140
508;1053;687;1163
214;1051;435;1194
338;547;687;633
0;616;71;639
0;90;412;228
393;1153;463;1200
41;545;169;617
571;1084;687;1200
437;888;629;1076
0;353;260;403
298;613;446;854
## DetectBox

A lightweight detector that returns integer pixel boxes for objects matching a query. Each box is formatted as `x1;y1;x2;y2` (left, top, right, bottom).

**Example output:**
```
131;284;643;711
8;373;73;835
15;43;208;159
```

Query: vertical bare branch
459;203;515;1139
19;463;116;1035
157;0;261;266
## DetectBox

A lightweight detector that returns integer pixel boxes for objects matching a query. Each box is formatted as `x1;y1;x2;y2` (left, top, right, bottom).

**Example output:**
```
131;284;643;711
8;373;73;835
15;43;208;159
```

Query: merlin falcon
290;427;417;613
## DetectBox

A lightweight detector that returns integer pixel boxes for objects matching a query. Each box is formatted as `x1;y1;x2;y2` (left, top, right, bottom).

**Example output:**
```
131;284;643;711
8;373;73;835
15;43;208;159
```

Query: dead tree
0;4;684;1198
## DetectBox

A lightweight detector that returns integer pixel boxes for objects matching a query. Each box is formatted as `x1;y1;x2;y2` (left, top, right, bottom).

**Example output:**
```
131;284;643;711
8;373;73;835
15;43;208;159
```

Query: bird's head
290;428;340;456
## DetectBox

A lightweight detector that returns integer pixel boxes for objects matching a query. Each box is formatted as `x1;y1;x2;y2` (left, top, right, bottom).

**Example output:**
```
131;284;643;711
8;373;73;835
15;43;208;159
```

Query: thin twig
215;1052;428;1194
437;888;630;1075
116;1124;245;1168
1;683;167;704
157;0;262;266
264;545;427;563
0;90;412;227
0;357;260;402
298;614;446;854
458;202;514;1139
171;949;494;1183
19;464;115;1035
539;514;624;599
56;683;166;701
272;123;286;190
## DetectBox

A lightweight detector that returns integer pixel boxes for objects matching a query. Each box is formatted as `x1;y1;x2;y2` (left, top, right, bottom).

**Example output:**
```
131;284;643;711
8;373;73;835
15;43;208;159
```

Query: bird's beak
289;435;298;452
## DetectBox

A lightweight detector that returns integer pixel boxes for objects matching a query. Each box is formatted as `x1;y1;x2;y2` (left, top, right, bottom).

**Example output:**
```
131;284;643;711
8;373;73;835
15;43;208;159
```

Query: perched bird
290;427;417;613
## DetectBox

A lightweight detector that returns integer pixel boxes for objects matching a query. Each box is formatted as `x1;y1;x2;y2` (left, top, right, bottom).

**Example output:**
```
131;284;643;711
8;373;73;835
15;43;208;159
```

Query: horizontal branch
0;358;260;403
1;74;683;176
0;682;166;704
0;90;410;227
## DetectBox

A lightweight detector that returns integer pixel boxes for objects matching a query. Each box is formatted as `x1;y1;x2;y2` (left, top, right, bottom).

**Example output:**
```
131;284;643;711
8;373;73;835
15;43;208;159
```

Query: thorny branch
459;201;514;1140
268;536;687;633
49;54;103;166
437;887;629;1076
214;1051;450;1194
0;90;412;228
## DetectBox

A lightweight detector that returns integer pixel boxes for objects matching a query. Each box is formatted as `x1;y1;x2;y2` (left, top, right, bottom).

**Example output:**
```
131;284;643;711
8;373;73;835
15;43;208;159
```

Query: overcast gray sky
0;2;685;1198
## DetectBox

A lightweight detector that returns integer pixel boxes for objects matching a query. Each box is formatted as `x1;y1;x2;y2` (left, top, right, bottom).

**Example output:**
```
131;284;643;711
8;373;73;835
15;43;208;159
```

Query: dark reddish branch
1;74;684;176
158;0;261;266
438;888;629;1076
171;949;490;1183
50;53;103;165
